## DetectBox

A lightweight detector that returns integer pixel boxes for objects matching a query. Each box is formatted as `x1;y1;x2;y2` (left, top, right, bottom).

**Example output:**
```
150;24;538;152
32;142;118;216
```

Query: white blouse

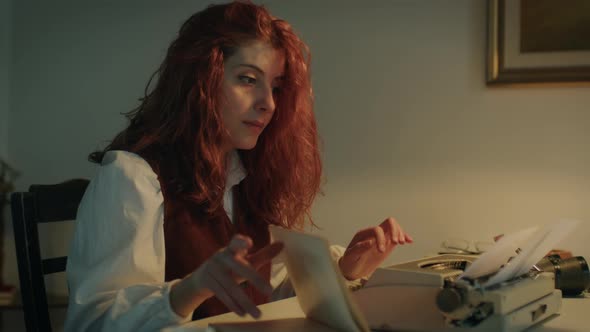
64;150;347;332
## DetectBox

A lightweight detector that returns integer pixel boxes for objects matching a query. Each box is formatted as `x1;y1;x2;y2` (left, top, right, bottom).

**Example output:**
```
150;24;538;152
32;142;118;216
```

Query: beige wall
5;0;590;298
265;0;590;264
0;0;11;159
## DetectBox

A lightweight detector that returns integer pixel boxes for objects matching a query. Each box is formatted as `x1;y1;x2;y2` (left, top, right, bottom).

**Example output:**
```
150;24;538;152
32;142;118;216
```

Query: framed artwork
487;0;590;85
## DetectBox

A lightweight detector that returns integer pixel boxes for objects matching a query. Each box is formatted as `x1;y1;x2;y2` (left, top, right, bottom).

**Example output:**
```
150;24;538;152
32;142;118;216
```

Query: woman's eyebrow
235;63;265;74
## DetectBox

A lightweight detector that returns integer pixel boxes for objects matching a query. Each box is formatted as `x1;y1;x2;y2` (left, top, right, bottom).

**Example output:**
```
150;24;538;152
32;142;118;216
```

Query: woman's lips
243;120;264;133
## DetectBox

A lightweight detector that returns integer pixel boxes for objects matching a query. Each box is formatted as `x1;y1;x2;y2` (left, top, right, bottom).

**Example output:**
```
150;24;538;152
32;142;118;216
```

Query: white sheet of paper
460;220;580;287
269;225;369;332
460;226;538;280
484;219;579;287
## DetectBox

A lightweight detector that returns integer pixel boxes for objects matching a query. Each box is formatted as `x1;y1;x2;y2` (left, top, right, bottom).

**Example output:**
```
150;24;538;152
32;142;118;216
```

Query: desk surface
168;293;589;332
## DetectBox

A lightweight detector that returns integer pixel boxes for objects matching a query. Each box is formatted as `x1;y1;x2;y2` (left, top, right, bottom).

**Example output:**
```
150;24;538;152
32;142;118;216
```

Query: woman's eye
238;76;256;84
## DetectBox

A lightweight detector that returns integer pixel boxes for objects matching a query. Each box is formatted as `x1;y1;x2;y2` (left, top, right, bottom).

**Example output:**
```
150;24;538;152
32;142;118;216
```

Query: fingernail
379;244;385;252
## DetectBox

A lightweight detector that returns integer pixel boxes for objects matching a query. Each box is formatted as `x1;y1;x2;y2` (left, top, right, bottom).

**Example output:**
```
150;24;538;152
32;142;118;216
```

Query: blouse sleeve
64;151;192;332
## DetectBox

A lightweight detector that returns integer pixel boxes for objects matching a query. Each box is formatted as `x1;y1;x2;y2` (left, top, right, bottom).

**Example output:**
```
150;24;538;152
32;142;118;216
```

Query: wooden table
168;293;590;332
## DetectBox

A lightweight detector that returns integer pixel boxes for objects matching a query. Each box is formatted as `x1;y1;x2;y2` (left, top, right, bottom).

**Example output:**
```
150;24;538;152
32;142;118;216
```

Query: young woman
64;1;412;331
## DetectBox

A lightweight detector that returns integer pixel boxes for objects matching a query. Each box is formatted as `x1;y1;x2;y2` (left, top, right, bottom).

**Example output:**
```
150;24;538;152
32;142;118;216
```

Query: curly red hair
90;1;321;229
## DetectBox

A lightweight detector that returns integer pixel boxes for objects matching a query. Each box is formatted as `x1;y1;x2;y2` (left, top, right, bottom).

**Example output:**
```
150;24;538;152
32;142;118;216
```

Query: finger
248;242;284;270
228;234;253;256
392;224;402;244
205;269;246;316
217;251;273;295
396;226;406;244
373;226;387;252
209;261;262;318
382;217;410;245
379;217;398;230
379;217;399;244
404;233;414;243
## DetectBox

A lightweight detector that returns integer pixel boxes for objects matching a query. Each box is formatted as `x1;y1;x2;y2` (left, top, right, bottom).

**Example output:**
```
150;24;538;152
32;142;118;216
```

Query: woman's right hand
170;234;283;318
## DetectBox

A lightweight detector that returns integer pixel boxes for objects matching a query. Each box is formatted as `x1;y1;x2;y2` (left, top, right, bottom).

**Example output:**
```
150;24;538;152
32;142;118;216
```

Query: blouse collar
226;150;247;189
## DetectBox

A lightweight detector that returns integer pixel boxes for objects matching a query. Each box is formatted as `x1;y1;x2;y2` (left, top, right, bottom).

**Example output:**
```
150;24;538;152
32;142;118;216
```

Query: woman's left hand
339;217;413;280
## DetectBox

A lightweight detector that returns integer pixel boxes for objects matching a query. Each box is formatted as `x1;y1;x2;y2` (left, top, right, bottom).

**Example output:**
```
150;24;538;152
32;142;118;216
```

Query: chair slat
42;257;68;275
29;179;89;223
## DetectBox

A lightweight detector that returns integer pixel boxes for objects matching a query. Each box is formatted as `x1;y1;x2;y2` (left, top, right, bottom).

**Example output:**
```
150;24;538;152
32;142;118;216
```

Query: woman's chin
235;139;258;150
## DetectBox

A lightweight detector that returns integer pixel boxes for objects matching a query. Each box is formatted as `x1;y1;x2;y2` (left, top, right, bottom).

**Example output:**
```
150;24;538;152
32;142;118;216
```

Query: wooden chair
10;179;89;332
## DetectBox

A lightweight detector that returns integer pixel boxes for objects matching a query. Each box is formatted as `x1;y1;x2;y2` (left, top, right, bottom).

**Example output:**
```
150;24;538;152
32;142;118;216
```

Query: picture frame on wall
487;0;590;85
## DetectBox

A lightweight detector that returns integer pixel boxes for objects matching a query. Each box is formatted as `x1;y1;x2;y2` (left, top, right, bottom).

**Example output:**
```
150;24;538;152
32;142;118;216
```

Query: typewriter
352;254;561;331
353;221;588;331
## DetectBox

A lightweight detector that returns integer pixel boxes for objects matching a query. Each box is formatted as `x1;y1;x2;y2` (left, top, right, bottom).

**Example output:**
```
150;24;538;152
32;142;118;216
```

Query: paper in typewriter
269;225;370;332
460;219;579;287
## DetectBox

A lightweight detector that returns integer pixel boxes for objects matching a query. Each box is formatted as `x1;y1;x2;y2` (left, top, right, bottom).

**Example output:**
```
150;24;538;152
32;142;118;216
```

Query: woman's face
220;40;285;152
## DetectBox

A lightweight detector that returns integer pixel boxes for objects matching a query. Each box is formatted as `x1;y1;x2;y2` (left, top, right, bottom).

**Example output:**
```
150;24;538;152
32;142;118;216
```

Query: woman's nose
255;85;276;113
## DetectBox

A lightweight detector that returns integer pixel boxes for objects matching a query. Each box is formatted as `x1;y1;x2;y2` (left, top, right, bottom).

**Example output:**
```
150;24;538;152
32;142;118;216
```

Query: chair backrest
10;179;90;332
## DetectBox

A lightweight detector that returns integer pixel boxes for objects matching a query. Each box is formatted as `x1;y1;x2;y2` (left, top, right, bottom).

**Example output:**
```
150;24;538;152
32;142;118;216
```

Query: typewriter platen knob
436;287;465;313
